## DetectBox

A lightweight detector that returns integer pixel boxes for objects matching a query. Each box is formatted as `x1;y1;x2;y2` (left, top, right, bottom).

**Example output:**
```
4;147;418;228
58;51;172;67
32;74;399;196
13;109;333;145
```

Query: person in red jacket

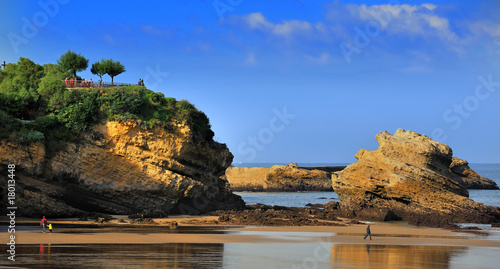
40;216;48;233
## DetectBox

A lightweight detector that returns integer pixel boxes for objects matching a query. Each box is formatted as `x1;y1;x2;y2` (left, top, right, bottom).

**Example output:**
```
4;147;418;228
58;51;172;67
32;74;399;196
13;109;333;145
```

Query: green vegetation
90;58;126;85
57;50;89;78
106;60;126;85
90;59;108;83
0;55;215;153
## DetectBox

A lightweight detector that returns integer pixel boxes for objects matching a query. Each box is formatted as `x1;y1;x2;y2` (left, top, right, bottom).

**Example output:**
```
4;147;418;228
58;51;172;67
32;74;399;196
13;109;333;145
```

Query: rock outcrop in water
449;157;498;189
331;129;500;226
226;163;339;191
0;120;244;217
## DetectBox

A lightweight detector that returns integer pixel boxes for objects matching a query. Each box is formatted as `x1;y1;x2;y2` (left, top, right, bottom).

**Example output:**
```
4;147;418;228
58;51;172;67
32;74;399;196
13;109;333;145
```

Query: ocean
233;163;500;208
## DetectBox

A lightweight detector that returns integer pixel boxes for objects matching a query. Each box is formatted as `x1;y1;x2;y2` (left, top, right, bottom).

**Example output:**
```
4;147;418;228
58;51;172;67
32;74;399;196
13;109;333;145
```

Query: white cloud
421;4;437;11
226;1;500;59
399;65;433;74
140;25;173;37
469;22;500;38
197;41;212;51
407;50;431;62
245;52;257;66
230;3;460;45
229;12;325;39
336;2;459;43
305;52;330;64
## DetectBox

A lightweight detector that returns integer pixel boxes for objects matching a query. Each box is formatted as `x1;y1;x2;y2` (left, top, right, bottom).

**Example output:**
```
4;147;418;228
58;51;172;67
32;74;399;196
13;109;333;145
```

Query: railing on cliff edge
63;80;139;89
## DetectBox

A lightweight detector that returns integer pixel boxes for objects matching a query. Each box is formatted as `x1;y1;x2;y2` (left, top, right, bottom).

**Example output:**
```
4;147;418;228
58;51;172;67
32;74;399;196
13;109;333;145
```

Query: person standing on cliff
40;216;48;233
364;224;372;240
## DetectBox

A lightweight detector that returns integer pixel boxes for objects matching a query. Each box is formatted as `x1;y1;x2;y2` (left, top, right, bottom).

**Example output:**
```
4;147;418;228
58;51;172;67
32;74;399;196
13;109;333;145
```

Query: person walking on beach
48;223;53;233
40;216;48;233
364;224;372;240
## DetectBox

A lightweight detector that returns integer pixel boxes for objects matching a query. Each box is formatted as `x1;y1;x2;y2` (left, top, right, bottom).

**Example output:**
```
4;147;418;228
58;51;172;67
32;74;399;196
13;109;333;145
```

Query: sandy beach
2;216;500;268
3;216;499;247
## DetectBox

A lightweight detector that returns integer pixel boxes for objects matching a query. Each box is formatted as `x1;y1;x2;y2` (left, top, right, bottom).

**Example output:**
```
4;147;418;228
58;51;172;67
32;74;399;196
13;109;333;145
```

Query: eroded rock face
331;129;500;226
449;157;498;189
0;121;244;217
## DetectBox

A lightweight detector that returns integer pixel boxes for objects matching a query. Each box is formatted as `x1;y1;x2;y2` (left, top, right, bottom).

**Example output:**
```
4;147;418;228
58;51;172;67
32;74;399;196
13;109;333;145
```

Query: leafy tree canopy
0;57;44;118
104;59;125;85
57;50;89;78
43;63;71;80
90;59;109;82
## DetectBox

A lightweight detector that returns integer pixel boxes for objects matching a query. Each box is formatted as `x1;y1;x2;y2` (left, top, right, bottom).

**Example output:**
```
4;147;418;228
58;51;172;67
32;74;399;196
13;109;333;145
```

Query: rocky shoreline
331;129;500;227
225;163;344;191
3;203;493;231
225;159;496;192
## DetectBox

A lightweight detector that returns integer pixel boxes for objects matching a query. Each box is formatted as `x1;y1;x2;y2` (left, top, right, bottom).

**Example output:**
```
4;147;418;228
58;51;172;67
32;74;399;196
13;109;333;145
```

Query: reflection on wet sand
331;244;467;269
1;242;497;269
8;243;225;269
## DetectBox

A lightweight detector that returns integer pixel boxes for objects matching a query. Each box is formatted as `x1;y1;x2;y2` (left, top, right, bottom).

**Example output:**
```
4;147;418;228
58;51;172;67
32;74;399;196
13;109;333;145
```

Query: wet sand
2;217;499;247
2;217;500;268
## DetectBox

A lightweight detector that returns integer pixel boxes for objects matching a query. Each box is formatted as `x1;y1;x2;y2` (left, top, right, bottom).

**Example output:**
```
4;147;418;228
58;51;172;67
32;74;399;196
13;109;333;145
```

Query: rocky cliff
331;129;500;226
0;120;244;217
449;157;498;189
226;163;337;191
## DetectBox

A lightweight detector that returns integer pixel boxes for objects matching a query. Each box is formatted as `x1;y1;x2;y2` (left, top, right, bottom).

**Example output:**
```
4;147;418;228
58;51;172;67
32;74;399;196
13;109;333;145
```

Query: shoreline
2;216;499;248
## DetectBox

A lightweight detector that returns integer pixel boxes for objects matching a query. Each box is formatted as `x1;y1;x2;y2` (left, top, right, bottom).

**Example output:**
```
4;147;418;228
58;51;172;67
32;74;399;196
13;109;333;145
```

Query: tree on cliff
43;63;71;80
0;57;44;118
104;59;125;85
90;59;109;84
57;50;89;78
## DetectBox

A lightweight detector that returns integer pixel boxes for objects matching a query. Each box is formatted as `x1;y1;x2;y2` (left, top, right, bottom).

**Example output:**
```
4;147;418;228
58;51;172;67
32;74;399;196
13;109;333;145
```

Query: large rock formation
226;163;340;191
0;120;244;217
331;129;500;226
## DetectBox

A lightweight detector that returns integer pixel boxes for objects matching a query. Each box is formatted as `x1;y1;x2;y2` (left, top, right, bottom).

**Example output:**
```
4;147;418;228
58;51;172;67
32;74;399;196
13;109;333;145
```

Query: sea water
233;163;500;208
468;164;500;208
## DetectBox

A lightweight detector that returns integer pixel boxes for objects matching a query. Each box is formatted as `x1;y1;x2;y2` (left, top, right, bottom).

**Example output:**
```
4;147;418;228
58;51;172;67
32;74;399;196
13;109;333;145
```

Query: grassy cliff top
0;57;214;152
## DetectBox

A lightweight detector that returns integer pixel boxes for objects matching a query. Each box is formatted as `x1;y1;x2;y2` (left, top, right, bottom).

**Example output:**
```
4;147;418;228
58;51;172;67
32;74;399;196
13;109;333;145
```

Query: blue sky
1;0;499;164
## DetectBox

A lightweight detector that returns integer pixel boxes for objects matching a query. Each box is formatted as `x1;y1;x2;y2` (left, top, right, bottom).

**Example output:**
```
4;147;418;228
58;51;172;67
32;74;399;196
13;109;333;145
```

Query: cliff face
226;163;335;191
331;130;500;226
0;120;244;217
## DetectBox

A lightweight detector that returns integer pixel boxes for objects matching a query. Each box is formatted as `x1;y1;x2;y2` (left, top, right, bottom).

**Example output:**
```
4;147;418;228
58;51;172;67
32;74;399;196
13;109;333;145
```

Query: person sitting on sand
48;223;53;233
364;224;372;240
40;216;48;233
